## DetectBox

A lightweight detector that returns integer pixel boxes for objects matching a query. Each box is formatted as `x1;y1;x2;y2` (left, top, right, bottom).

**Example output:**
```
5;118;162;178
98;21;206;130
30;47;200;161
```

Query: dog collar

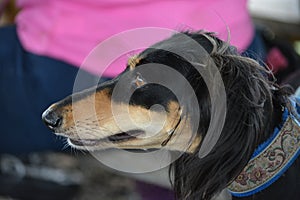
228;98;300;197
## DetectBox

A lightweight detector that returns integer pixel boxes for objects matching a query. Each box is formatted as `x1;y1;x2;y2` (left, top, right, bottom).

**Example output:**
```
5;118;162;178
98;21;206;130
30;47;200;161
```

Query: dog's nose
42;108;62;130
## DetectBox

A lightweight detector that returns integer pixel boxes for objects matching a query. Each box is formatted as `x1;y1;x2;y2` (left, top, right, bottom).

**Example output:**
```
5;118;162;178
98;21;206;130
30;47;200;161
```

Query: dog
42;31;300;200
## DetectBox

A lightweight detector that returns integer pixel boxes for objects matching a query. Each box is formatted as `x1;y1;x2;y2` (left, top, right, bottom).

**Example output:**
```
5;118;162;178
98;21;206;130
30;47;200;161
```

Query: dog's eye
132;73;147;88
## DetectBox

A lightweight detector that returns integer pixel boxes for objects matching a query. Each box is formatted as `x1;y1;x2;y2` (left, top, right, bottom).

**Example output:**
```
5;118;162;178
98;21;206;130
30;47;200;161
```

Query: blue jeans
242;29;267;65
0;25;102;154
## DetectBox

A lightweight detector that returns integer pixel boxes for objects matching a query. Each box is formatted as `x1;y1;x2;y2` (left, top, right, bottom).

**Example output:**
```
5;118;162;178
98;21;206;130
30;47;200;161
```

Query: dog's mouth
68;129;146;147
107;130;146;142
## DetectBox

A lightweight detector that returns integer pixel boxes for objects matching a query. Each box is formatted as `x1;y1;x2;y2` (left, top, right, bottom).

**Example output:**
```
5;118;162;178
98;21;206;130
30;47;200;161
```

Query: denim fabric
0;25;102;154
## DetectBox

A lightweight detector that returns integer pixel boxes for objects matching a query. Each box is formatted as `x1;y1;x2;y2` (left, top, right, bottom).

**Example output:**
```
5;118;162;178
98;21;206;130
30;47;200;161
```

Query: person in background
0;0;264;199
0;0;258;154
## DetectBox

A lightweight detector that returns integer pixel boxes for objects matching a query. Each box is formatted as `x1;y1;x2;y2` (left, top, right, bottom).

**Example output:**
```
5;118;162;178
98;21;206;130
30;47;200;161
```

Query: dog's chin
65;129;161;151
67;138;110;151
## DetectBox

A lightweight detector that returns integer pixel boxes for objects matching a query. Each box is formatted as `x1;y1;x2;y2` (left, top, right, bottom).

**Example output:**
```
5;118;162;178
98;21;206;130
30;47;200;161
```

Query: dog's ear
171;54;277;200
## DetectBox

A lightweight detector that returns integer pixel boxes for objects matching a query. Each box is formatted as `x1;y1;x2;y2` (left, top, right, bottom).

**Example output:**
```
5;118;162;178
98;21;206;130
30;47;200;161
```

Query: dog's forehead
125;32;218;73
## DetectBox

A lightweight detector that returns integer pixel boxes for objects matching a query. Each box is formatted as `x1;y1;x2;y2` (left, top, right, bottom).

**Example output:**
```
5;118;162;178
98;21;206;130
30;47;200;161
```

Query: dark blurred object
248;0;300;90
259;26;300;90
0;0;18;25
249;0;300;41
0;153;141;200
135;180;174;200
0;153;83;200
254;18;300;41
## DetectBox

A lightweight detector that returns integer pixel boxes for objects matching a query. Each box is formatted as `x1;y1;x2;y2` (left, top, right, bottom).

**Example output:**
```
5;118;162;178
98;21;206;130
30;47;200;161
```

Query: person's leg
135;181;174;200
0;25;99;154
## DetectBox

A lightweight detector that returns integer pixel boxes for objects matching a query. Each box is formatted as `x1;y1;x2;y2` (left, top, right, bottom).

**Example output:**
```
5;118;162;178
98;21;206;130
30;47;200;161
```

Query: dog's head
42;32;218;153
42;31;291;199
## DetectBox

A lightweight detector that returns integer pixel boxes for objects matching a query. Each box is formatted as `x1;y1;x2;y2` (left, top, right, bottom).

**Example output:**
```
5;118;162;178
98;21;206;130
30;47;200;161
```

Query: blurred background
0;0;299;199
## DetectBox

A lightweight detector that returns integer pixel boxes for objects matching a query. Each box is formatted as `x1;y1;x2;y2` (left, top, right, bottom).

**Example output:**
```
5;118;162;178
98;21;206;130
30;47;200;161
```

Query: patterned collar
228;97;300;197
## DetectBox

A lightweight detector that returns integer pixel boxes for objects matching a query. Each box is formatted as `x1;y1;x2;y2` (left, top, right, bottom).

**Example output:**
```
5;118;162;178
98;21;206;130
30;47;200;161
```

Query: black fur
132;31;298;200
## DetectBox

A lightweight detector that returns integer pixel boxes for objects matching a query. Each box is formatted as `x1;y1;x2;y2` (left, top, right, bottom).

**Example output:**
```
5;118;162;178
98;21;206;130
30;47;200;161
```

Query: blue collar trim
251;107;289;159
228;97;300;197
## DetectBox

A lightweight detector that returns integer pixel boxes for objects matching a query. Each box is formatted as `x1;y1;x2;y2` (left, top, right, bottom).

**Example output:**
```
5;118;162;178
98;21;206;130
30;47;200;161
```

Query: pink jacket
16;0;253;77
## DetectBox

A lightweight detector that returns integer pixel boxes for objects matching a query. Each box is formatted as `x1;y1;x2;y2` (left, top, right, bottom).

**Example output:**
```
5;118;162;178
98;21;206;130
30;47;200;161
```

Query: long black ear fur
170;36;292;200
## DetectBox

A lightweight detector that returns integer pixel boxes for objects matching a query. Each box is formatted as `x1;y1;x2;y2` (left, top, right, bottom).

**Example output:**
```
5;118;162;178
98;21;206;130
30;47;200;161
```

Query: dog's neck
228;105;300;197
257;97;284;149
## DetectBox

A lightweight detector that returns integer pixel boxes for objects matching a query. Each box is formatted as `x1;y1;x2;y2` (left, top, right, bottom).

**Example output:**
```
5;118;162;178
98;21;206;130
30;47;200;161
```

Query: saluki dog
42;31;300;200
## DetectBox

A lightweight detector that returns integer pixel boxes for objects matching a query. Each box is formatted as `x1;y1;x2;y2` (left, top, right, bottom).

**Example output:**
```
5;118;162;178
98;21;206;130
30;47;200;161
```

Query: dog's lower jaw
157;121;202;154
161;134;201;154
60;115;201;153
67;138;112;151
65;128;201;154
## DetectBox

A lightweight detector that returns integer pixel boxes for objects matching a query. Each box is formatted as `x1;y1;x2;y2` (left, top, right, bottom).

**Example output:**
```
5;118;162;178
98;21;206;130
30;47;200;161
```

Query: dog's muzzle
42;106;62;131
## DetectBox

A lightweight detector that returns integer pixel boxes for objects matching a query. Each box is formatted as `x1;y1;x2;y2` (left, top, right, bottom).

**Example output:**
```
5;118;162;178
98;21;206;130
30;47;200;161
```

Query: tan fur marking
128;55;142;70
52;91;201;153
